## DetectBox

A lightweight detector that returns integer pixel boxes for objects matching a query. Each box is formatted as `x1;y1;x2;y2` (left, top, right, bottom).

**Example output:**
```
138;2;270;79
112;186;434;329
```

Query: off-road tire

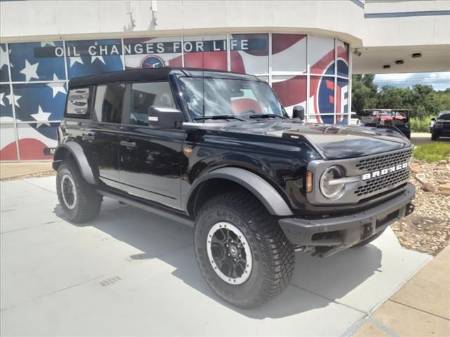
56;160;102;223
194;191;295;308
352;230;384;248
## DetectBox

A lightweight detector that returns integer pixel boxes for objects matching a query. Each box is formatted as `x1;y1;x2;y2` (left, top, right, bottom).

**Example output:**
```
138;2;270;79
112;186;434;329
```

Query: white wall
0;0;365;45
363;0;450;47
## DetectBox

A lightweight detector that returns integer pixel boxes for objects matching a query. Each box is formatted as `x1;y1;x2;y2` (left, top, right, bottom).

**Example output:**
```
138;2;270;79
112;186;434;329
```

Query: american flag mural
272;34;307;116
124;36;183;69
0;34;349;161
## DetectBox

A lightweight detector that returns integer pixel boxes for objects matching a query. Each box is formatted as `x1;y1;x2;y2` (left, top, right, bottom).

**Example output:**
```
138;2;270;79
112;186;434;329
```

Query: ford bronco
53;68;415;308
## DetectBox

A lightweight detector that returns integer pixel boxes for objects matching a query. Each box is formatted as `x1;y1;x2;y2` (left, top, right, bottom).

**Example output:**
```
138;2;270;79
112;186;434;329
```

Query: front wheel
194;191;295;308
56;161;102;223
431;132;439;141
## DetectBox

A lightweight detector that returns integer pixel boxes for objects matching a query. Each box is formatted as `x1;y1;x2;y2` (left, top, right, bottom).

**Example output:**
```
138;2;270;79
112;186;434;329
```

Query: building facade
0;0;449;160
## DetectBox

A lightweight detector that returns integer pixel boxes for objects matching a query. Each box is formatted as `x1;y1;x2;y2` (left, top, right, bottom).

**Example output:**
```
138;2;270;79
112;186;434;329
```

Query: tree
351;75;450;117
351;74;378;113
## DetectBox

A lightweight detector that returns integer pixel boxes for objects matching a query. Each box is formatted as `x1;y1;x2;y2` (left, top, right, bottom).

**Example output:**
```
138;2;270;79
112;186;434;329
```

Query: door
87;82;126;189
119;81;186;209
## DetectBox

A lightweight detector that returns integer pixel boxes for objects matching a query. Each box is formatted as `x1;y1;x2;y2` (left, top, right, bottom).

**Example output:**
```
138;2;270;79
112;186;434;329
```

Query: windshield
177;76;286;120
439;113;450;120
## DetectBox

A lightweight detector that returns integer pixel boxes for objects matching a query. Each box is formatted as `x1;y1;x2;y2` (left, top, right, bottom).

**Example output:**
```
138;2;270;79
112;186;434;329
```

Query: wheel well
188;178;264;218
53;148;73;168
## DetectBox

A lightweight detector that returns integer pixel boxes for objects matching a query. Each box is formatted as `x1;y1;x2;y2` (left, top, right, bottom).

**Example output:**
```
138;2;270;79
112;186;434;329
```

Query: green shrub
410;116;432;132
414;142;450;162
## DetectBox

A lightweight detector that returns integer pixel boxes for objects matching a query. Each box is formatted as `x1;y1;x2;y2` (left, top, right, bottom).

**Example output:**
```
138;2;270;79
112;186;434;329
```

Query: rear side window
129;82;175;126
94;83;126;123
66;87;90;117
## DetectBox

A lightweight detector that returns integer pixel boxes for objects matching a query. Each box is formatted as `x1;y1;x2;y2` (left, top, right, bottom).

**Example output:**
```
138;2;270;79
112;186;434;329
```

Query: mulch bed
392;160;450;256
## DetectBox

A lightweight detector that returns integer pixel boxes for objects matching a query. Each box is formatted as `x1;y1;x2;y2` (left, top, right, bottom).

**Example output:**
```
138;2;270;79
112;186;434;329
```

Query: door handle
120;140;136;148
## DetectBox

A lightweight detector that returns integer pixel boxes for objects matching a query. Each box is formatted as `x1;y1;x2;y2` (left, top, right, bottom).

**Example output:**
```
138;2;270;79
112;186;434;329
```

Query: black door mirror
431;117;436;121
292;105;305;121
150;107;184;129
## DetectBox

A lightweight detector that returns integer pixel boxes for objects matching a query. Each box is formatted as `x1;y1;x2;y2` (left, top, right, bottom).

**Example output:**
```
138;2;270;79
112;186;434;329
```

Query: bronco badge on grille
361;162;409;181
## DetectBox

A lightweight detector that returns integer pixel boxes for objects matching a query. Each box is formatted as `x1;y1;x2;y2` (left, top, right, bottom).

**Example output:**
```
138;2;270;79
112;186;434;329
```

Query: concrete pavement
354;245;450;337
1;176;433;336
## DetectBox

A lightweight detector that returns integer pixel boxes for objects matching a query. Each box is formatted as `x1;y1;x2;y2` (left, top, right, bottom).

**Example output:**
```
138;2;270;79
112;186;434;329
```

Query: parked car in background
430;111;450;141
359;109;411;139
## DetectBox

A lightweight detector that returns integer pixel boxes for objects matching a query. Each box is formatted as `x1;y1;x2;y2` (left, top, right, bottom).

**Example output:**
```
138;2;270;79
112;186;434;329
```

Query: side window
94;83;126;123
66;87;90;117
129;82;175;126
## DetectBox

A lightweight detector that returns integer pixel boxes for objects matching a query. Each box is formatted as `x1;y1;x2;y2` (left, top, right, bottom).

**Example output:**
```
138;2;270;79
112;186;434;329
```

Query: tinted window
94;83;126;123
66;87;90;117
129;82;175;126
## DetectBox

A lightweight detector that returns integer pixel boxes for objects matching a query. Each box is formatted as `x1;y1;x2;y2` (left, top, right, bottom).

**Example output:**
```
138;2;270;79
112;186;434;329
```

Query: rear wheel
194;191;295;308
56;161;102;223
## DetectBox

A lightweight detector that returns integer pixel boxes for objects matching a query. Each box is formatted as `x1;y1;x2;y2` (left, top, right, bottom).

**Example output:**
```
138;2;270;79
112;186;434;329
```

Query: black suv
53;68;415;308
430;111;450;141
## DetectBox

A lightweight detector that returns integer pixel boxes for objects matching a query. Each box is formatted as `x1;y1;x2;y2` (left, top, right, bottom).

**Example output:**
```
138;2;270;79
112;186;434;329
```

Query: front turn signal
306;170;313;193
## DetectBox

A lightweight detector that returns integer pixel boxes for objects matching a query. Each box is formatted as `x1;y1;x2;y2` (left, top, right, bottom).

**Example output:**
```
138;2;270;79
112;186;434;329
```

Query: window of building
94;83;126;123
128;82;175;126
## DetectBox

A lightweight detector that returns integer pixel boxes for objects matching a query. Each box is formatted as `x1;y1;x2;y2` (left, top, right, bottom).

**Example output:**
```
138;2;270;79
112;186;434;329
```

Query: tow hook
406;203;415;216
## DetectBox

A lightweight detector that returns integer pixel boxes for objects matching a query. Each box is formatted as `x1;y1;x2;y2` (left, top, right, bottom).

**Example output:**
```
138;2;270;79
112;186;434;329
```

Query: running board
99;190;194;228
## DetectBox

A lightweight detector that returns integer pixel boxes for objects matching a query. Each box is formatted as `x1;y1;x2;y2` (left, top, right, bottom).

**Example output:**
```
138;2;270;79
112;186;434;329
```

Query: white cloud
374;72;450;91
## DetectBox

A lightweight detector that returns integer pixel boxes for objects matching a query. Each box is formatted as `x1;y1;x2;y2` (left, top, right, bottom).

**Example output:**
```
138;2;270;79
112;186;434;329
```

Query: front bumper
279;183;415;257
433;127;450;137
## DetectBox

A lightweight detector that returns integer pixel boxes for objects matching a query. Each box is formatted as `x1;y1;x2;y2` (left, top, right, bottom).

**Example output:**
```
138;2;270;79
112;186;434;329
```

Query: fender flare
187;167;293;216
53;142;96;185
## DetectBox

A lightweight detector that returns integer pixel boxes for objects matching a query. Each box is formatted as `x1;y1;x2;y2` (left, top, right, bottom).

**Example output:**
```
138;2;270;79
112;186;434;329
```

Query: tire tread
195;190;295;308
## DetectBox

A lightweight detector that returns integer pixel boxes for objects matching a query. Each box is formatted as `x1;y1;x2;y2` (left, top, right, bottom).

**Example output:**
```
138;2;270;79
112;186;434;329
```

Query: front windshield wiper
249;113;284;119
194;115;244;121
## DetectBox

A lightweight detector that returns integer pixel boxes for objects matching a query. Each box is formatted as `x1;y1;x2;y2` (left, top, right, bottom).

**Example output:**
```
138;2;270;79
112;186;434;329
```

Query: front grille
355;149;412;172
354;148;412;197
355;165;410;197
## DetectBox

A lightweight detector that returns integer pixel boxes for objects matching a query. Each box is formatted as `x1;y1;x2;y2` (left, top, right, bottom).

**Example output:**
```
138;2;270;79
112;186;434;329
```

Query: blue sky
374;72;450;91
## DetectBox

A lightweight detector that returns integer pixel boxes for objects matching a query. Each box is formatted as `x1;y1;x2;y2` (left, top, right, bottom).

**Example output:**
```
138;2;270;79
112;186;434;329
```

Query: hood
185;119;411;160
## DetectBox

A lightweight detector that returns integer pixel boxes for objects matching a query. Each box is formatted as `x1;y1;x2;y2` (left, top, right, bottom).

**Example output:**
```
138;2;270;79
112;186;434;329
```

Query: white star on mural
31;106;51;128
40;41;56;47
91;55;106;64
20;60;39;82
6;93;21;108
46;74;67;98
69;57;83;67
0;92;5;106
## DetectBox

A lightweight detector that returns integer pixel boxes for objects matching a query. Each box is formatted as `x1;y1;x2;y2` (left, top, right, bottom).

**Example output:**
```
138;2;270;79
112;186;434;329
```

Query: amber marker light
306;170;313;193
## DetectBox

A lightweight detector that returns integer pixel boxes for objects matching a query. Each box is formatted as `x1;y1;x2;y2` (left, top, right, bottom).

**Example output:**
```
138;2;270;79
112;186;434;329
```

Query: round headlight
320;165;346;200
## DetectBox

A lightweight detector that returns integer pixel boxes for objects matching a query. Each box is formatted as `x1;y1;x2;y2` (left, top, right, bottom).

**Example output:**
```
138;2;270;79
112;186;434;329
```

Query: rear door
119;81;186;209
88;82;126;189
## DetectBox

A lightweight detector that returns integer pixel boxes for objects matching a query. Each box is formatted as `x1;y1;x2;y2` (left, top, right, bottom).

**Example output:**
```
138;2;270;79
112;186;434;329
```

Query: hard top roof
438;110;450;116
69;67;260;89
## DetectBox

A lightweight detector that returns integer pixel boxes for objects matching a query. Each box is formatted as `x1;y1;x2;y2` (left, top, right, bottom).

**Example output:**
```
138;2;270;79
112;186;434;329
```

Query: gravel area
393;160;450;256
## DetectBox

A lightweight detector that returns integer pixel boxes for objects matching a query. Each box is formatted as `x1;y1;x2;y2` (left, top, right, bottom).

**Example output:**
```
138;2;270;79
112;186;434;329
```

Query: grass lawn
414;142;450;162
